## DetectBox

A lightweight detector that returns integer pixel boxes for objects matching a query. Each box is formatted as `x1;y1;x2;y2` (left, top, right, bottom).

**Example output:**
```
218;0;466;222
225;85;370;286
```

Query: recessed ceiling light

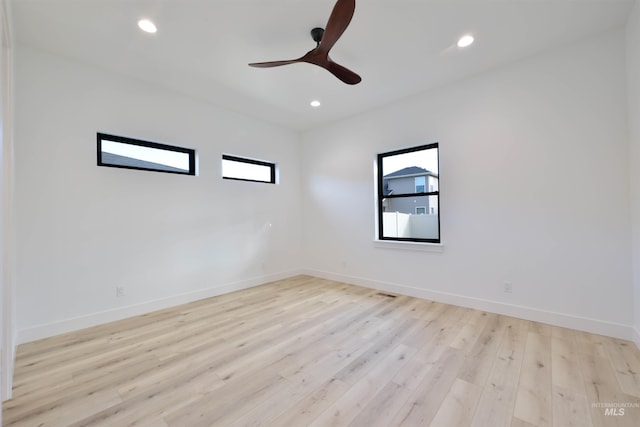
310;100;321;107
138;19;157;34
457;35;474;48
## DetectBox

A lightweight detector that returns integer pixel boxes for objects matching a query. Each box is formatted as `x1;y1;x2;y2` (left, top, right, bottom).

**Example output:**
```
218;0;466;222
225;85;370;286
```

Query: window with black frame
97;133;196;176
377;143;440;243
221;154;276;184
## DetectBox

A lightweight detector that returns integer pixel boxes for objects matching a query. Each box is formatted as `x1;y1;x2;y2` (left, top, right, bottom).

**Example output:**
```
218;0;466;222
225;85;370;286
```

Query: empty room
2;0;640;426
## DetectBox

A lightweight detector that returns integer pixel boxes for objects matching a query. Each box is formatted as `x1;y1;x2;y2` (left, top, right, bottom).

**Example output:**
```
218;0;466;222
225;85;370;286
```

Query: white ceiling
11;0;634;131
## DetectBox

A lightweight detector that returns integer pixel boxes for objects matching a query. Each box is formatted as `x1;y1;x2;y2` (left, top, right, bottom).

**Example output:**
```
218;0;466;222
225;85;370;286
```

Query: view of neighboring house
382;166;439;215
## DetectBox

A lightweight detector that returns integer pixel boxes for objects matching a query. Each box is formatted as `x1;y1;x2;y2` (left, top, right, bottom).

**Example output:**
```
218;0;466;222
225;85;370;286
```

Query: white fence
382;212;439;239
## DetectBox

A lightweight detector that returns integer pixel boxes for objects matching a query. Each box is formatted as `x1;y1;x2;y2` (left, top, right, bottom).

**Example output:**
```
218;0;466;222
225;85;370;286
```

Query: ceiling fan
249;0;361;85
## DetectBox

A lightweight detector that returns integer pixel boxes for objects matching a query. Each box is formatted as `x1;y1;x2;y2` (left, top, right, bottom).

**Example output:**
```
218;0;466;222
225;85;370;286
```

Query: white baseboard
303;269;636;342
1;330;16;402
17;270;303;345
633;326;640;350
15;268;638;347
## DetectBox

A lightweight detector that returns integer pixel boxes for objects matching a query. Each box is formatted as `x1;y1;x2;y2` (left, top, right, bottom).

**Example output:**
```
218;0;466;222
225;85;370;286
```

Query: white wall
11;12;639;352
628;0;640;347
301;30;633;338
14;46;302;342
0;0;14;406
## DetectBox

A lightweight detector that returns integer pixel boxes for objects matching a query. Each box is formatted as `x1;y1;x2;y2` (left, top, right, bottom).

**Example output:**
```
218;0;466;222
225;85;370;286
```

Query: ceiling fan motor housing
311;27;325;43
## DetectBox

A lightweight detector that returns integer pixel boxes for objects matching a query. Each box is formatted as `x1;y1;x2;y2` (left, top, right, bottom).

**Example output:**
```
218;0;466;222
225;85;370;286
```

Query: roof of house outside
101;152;187;173
384;166;433;178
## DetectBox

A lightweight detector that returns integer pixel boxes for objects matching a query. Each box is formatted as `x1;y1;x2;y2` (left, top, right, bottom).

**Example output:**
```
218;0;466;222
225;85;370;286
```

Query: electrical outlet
116;286;125;297
503;282;513;293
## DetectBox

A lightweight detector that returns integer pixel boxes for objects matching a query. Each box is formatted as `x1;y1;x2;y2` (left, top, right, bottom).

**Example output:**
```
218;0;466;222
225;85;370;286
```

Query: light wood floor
3;275;640;426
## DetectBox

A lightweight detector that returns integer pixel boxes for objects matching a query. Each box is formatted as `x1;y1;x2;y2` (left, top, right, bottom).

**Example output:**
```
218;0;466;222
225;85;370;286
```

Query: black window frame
222;154;276;184
377;143;440;243
97;133;196;176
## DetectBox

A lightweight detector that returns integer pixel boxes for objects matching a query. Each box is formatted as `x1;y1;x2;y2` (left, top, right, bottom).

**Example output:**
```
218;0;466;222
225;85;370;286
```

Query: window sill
373;240;445;253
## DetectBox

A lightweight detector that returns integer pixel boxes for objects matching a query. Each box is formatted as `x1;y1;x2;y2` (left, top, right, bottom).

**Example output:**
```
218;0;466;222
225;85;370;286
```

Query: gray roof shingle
384;166;430;178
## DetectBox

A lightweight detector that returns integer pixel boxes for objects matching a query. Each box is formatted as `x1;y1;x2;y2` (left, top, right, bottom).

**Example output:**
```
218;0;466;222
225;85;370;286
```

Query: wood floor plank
348;380;405;427
390;346;465;426
513;332;553;427
450;310;490;351
418;300;450;322
511;417;538;427
308;343;415;427
333;317;419;386
457;313;507;387
224;304;401;425
550;325;576;341
163;367;290;427
346;339;449;427
604;337;640;398
227;363;337;427
429;378;483;427
529;321;552;337
574;330;609;359
3;275;640;427
68;366;225;427
579;352;640;427
267;378;350;427
3;353;162;424
470;318;528;427
429;305;471;348
4;388;122;427
552;385;593;427
551;335;585;394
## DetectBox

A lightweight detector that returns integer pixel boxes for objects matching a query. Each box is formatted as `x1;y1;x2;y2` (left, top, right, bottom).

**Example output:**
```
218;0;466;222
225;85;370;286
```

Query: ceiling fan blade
248;59;302;68
248;0;361;85
322;59;361;85
317;0;356;54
